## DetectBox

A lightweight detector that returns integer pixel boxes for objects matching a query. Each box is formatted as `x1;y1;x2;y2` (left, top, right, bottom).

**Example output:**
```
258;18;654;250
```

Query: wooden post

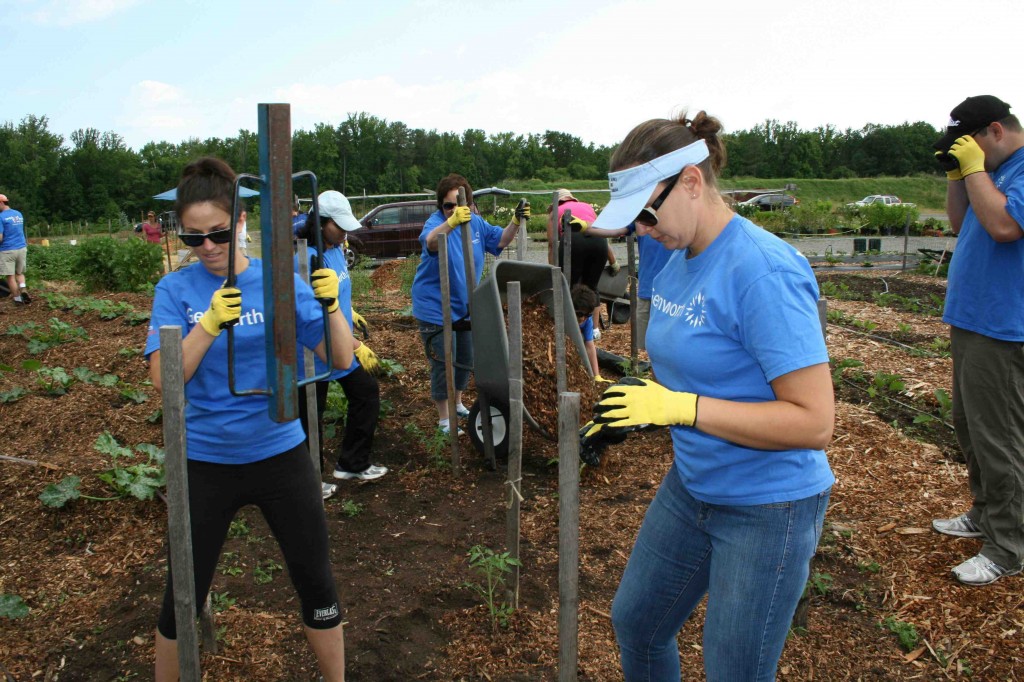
438;237;461;474
557;392;581;682
506;282;524;607
549;191;559;267
516;199;527;261
901;213;911;271
627;234;638;370
817;298;828;341
160;326;202;680
552;267;567;396
562;209;572;289
457;187;474;321
296;240;323;488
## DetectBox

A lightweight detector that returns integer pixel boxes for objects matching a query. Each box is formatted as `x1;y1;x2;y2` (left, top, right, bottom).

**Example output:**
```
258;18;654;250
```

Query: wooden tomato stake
506;281;524;607
557;391;581;682
438;236;461;475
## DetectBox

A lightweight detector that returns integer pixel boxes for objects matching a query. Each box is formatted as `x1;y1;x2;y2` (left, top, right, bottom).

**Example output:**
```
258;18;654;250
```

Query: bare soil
2;266;1022;681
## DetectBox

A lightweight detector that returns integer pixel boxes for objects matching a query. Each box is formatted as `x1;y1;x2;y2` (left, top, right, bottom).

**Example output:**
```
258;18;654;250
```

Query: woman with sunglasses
145;157;353;681
410;173;528;434
588;112;834;681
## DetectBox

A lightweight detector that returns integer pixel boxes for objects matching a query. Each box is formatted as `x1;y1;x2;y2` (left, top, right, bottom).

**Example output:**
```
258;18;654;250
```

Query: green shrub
26;243;78;283
73;237;163;293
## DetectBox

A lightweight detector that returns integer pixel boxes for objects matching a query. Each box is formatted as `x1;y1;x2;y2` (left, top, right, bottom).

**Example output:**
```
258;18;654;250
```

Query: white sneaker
321;482;337;500
932;513;983;538
438;419;465;436
333;464;388;481
952;553;1022;586
455;403;471;418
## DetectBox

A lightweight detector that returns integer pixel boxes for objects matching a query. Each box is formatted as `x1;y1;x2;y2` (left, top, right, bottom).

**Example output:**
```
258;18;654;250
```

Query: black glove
513;201;531;225
934;151;962;180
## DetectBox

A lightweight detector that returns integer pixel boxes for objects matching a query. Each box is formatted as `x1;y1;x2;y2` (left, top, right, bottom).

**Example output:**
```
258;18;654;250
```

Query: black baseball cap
934;95;1012;151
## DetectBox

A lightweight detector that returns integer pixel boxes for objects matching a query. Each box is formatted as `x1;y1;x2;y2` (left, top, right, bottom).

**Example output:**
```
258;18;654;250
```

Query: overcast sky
3;0;1022;152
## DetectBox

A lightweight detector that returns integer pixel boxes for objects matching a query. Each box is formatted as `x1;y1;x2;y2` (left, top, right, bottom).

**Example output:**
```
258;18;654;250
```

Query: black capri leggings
559;233;609;292
157;443;341;638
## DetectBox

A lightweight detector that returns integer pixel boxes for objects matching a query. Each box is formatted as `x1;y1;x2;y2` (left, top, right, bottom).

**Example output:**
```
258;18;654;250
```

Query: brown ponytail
174;156;239;217
609;110;727;187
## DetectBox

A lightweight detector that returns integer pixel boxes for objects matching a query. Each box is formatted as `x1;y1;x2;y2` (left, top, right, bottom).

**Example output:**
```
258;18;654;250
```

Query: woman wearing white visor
587;111;834;681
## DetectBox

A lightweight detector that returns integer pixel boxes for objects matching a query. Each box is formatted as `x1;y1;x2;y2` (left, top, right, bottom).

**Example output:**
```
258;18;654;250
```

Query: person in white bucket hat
584;110;835;681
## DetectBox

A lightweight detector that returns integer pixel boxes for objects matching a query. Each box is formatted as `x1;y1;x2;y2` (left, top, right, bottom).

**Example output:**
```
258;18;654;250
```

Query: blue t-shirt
943;146;1024;341
0;209;26;251
637;233;673;301
145;259;326;464
294;245;358;381
411;211;504;325
293;213;309;237
647;214;834;505
579;315;594;342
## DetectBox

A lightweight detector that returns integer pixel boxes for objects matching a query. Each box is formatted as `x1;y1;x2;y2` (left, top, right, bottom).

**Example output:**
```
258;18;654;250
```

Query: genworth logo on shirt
652;290;707;327
186;307;265;327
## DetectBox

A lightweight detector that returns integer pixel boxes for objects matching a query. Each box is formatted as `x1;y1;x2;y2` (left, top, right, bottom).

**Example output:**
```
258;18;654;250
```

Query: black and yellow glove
354;343;380;374
199;287;241;337
513;201;531;225
569;217;590;233
446;205;472;229
593;376;699;429
310;268;340;313
578;420;628;467
934;150;962;181
351;310;370;339
948;135;986;178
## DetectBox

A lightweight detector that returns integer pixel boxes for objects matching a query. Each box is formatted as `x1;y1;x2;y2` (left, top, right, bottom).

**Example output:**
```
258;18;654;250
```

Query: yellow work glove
354;343;380;374
310;268;340;313
199;287;242;337
569;217;590;233
934;151;962;181
512;201;531;225
594;376;698;429
351;310;370;339
595;375;614;384
446;205;472;229
948;135;986;178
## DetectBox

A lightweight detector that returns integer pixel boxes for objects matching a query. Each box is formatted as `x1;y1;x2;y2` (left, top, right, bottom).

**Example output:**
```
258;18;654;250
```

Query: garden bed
2;266;1020;680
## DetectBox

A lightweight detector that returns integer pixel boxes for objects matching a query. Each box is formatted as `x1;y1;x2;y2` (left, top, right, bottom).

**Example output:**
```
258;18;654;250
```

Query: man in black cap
931;96;1024;586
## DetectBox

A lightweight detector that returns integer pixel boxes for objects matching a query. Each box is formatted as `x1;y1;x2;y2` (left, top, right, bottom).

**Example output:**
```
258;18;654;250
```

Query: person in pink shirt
142;211;162;244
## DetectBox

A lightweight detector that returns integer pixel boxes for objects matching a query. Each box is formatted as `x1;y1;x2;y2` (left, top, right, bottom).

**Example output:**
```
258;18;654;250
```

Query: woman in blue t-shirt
588;112;835;682
145;157;353;681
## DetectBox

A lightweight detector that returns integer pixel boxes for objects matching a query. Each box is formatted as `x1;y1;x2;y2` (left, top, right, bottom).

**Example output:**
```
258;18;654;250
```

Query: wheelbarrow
467;260;594;457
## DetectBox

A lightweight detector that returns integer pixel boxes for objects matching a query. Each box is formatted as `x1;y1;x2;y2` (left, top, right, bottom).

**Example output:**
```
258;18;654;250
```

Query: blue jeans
612;466;830;682
418;320;473;401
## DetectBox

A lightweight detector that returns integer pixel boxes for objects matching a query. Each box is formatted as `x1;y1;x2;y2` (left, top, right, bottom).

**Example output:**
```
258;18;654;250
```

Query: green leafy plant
809;571;833;596
117;347;142;359
867;371;905;398
253;560;283;585
39;433;165;508
377;358;406;378
883;616;919;652
0;386;29;404
339;499;364;518
210;591;237;613
146;408;163;424
73;237;163;293
463;545;522;631
227;519;251;538
119;387;149;404
830;358;864;385
26;318;89;354
857;560;882;574
404;422;451;469
36;366;74;395
0;594;30;619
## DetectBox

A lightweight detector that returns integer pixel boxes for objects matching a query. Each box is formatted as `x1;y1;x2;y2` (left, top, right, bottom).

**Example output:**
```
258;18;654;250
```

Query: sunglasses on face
635;174;681;228
442;201;458;211
178;228;233;247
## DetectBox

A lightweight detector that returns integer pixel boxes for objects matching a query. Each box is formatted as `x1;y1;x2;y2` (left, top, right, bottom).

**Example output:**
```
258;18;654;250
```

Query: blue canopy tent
153;186;260;201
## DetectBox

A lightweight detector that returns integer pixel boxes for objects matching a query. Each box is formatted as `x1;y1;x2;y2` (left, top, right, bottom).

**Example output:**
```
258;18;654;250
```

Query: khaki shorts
0;248;27;277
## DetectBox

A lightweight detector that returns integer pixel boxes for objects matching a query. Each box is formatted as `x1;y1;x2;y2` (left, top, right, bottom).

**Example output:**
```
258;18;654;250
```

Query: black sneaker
19;291;31;304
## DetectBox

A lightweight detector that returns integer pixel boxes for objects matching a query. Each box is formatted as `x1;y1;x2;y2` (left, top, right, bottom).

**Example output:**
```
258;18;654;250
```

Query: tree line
1;112;944;225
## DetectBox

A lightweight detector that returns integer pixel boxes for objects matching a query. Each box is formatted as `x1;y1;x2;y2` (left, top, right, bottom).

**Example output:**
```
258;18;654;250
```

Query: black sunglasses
178;228;233;247
442;201;458;210
635;174;681;227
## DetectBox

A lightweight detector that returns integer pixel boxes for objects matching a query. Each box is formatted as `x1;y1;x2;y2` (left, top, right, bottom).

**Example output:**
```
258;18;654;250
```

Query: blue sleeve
580;316;594;342
294;274;326;350
739;270;828;382
145;278;190;357
420;212;445;255
1003;173;1024;232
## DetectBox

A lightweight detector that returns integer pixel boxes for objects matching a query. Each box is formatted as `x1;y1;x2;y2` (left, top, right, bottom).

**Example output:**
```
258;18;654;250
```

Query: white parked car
846;195;914;208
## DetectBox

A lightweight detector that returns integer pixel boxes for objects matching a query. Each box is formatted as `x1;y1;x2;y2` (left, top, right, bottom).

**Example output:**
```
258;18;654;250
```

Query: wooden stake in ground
549;191;559;267
558;391;581;682
627;233;638;370
438;237;461;475
516;198;528;261
160;326;202;680
296;239;322;490
458;187;474;321
506;281;524;608
552;267;567;396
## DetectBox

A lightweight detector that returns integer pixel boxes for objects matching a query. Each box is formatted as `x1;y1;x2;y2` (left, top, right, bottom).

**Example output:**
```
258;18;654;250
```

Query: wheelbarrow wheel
468;400;510;460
